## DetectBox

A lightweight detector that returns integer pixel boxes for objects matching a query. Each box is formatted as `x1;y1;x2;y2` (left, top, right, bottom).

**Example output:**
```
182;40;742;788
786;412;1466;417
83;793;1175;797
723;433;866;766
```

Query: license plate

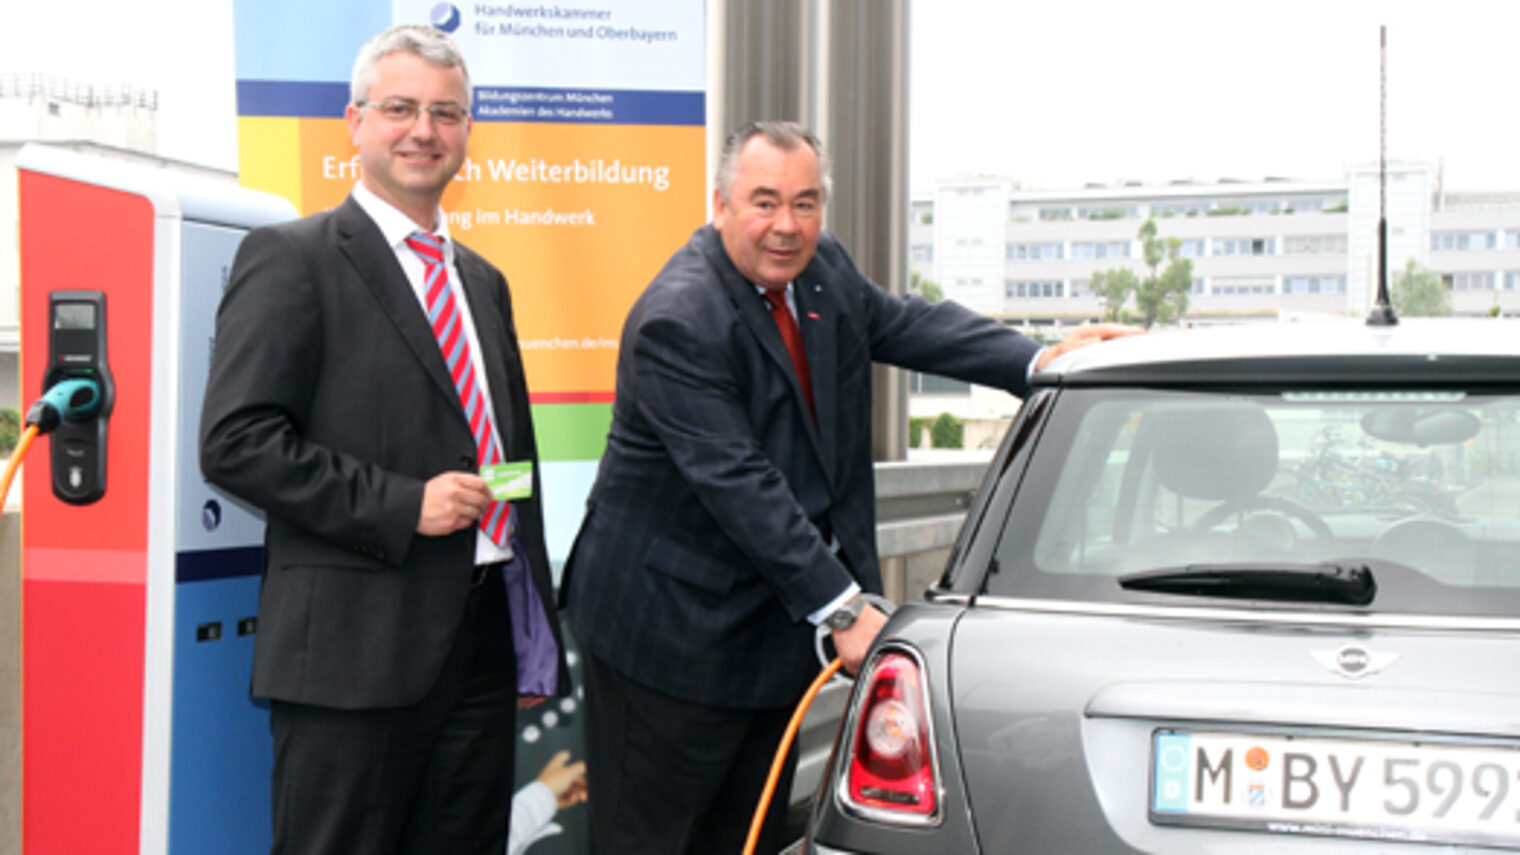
1150;729;1520;848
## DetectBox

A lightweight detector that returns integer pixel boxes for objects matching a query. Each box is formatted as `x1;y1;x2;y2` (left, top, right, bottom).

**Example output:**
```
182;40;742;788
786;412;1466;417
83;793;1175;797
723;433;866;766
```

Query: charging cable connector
26;377;102;434
4;377;105;507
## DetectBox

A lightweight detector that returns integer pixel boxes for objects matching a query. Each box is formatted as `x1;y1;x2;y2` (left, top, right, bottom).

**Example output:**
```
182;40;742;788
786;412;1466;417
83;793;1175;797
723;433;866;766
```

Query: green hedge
929;413;963;449
909;417;929;448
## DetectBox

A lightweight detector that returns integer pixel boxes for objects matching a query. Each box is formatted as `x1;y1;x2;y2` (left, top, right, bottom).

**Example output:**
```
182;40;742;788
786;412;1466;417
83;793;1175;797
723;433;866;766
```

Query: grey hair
715;120;832;204
350;24;472;109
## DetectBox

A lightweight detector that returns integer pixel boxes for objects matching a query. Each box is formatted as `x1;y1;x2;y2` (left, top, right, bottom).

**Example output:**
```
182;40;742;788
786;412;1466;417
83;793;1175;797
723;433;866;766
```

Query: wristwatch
824;595;865;631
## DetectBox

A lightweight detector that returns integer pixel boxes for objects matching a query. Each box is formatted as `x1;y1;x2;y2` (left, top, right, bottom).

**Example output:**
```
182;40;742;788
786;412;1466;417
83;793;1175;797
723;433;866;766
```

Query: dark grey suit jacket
200;196;568;709
563;225;1040;708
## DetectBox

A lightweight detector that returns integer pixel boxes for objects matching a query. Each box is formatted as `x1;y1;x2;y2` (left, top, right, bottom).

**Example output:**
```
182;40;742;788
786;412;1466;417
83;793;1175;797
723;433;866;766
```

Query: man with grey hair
201;24;567;854
562;120;1134;853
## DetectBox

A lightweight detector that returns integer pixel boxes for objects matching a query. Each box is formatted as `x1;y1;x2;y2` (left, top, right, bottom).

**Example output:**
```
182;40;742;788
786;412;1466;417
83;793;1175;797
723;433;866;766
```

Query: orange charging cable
1;424;40;509
742;656;844;855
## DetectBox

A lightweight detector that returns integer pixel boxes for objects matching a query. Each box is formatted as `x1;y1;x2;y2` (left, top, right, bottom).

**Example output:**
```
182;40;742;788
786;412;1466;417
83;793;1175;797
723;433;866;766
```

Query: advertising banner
233;0;707;561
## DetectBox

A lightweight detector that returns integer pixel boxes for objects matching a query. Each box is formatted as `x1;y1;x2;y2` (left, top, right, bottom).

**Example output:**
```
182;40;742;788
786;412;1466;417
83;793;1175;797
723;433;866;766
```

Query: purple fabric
502;531;559;696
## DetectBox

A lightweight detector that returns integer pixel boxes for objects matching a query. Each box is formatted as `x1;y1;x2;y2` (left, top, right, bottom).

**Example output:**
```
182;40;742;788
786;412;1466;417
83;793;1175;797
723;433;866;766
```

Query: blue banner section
238;80;351;119
178;546;264;583
474;86;703;125
233;0;387;82
237;80;704;125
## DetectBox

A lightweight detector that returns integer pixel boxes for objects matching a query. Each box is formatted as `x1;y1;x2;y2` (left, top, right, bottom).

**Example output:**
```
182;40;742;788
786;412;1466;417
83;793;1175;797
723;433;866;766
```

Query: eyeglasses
357;98;469;126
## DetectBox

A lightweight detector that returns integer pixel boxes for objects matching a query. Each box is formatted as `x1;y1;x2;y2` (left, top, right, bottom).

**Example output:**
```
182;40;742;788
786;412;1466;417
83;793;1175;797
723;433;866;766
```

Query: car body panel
808;320;1520;854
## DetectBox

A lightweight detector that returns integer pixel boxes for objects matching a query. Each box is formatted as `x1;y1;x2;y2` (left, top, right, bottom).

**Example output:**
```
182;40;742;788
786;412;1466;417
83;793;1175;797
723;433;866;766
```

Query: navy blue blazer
563;225;1040;708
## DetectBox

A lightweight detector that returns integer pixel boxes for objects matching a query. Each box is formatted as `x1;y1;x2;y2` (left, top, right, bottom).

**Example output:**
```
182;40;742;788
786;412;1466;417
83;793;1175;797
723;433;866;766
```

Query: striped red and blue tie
406;232;512;548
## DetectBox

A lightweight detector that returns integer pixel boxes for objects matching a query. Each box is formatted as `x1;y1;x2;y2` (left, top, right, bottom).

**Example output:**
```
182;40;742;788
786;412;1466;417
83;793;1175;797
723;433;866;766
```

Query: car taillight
844;649;938;821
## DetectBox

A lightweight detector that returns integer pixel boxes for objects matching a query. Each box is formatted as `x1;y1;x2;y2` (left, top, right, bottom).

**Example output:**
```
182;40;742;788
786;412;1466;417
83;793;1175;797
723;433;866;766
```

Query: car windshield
988;386;1520;617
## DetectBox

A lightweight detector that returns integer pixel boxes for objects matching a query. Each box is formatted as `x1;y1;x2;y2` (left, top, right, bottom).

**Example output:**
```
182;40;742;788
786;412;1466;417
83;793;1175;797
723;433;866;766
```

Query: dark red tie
763;289;816;422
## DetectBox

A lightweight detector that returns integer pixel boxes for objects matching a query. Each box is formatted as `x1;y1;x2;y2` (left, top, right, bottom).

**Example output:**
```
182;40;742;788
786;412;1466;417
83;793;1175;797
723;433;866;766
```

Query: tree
909;270;944;303
1090;267;1137;323
1132;219;1193;329
1086;219;1192;328
929;412;963;449
0;408;17;455
1391;259;1452;317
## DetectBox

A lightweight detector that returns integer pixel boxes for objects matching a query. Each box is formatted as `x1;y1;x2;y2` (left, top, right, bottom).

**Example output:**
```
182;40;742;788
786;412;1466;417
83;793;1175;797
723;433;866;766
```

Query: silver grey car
806;319;1520;853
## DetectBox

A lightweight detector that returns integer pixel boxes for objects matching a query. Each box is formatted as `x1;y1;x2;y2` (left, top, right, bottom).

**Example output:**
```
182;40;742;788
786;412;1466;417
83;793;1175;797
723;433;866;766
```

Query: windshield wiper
1118;562;1376;606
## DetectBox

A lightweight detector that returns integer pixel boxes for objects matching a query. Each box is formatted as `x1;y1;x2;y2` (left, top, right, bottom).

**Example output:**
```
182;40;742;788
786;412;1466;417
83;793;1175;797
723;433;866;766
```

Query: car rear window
986;387;1520;618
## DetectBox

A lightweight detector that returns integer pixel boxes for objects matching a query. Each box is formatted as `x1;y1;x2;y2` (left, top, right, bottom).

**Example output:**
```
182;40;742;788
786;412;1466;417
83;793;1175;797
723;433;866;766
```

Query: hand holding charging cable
743;593;898;855
830;597;890;676
2;377;104;508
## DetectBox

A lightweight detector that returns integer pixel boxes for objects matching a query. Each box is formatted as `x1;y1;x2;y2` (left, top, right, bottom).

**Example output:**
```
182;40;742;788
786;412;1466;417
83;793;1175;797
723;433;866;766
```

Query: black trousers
581;651;798;855
268;568;517;855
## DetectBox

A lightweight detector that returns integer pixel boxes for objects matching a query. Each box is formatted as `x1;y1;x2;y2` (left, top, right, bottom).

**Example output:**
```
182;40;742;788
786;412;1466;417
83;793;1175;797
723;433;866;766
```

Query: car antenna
1366;25;1399;326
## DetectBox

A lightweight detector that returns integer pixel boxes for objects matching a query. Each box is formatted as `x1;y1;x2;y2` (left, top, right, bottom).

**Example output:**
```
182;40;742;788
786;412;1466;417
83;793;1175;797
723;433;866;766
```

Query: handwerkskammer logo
430;3;462;33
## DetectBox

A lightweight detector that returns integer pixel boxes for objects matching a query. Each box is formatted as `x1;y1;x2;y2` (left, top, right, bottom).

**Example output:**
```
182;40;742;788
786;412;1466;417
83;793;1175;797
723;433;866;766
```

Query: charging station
17;144;296;854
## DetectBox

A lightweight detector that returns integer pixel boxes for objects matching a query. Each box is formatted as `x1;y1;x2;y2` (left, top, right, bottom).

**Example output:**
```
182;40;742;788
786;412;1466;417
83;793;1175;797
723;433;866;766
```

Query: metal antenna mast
1367;24;1399;325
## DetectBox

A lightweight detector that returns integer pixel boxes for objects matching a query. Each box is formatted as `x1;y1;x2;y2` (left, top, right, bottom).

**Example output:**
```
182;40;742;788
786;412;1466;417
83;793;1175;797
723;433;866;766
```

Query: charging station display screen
54;303;96;330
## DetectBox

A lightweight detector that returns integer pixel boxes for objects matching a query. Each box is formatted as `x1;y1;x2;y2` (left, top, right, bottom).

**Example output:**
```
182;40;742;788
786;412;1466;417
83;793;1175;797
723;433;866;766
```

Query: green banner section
531;403;613;462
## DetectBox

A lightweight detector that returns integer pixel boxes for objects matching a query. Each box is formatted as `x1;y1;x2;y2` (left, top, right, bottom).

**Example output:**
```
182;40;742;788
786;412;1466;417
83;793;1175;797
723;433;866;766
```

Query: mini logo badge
1310;643;1398;679
431;3;462;33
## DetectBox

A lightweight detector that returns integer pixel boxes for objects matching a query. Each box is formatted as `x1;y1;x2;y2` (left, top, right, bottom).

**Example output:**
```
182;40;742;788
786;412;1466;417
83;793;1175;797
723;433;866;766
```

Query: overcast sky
5;0;1517;194
909;0;1520;193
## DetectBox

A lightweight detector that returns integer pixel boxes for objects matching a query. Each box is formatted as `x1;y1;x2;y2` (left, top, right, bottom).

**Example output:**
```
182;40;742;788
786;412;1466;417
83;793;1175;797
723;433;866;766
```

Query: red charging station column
18;165;157;854
17;145;294;854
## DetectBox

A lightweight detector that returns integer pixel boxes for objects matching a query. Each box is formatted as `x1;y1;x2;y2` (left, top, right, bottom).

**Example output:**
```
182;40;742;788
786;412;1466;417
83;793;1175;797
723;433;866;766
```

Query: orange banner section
285;118;706;395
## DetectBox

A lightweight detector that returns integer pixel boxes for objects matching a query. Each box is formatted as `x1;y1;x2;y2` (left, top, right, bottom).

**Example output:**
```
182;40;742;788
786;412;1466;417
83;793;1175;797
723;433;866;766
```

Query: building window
1005;280;1065;299
1505;230;1520;250
1152;202;1208;217
1432;231;1498;251
1008;242;1064;261
1212;276;1277;295
1191;277;1206;295
1505;271;1520;290
1176;239;1206;258
909;372;973;395
1283;275;1347;294
1071;241;1130;260
1213;237;1275;256
911;245;933;262
1078;206;1137;220
1283;234;1348;254
1451;271;1496;291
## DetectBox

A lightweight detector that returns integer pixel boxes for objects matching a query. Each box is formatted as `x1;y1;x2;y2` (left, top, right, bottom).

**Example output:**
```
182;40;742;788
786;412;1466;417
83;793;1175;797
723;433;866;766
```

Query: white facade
909;165;1520;326
905;166;1520;449
930;178;1013;314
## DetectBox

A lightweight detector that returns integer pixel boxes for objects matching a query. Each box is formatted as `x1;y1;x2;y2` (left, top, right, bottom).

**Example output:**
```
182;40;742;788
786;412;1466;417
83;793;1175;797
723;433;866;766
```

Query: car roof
1037;318;1520;387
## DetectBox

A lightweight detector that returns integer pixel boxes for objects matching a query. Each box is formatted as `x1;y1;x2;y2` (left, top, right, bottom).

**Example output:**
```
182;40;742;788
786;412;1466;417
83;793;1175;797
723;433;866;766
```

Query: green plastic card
481;460;534;500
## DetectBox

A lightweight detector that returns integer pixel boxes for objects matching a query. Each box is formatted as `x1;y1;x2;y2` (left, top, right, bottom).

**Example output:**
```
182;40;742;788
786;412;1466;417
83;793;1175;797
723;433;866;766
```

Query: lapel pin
806;312;820;321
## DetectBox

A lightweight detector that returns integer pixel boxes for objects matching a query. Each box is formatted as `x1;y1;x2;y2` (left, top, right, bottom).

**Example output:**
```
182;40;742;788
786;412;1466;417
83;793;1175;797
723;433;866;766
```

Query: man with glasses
201;24;567;854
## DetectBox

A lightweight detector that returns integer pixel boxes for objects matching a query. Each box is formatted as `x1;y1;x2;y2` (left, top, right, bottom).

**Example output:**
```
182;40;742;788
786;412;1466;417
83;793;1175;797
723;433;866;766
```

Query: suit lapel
703;230;835;487
333;198;466;428
792;276;839;482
